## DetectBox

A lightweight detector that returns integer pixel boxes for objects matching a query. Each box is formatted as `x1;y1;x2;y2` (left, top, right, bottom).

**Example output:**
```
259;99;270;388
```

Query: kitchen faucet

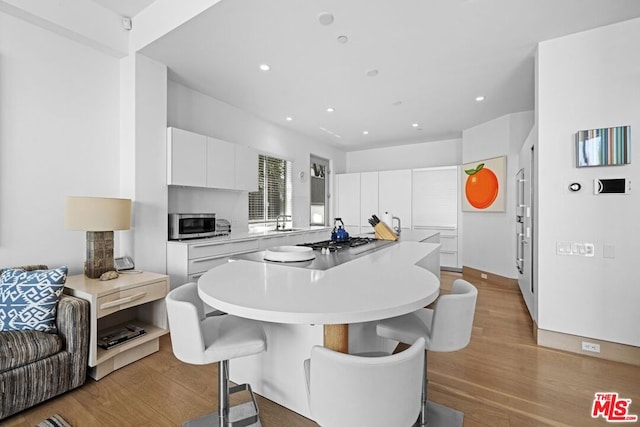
275;214;292;230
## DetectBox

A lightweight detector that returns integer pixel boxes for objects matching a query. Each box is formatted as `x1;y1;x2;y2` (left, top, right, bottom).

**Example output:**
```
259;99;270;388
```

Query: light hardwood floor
3;272;639;426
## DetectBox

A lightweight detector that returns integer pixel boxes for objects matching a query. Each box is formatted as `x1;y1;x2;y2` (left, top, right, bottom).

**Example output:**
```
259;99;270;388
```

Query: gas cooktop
231;237;394;270
297;236;377;252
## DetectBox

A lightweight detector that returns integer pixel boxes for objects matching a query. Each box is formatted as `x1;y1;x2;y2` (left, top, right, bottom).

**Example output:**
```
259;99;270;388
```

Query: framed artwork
576;125;630;167
461;155;506;212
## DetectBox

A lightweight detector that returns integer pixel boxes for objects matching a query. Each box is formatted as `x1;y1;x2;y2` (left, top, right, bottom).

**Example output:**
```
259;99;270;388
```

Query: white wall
346;139;461;173
0;12;121;273
462;111;534;279
536;18;640;346
120;54;168;274
167;80;346;230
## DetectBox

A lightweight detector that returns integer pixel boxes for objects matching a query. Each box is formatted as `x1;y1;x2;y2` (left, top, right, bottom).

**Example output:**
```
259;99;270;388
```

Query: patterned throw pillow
0;266;68;333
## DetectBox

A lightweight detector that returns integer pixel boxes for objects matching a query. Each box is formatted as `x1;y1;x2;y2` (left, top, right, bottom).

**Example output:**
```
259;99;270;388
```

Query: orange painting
462;156;506;212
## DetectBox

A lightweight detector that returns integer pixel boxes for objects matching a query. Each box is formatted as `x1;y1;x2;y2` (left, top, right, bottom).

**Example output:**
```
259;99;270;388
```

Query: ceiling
111;1;640;151
90;0;156;18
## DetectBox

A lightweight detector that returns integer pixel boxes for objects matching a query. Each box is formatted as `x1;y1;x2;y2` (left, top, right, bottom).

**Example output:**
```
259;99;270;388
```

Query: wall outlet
480;273;488;279
581;341;601;353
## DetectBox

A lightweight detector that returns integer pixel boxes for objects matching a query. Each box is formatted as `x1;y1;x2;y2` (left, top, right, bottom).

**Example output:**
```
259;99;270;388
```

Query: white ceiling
117;1;640;151
90;0;155;18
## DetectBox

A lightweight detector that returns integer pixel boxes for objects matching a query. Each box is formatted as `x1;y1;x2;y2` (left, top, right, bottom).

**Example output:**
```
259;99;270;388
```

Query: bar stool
376;279;478;425
303;337;425;427
166;282;267;427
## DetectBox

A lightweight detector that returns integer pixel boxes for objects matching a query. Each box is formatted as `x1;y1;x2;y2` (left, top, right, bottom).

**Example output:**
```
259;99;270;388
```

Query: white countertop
166;227;437;245
198;241;440;325
167;226;332;245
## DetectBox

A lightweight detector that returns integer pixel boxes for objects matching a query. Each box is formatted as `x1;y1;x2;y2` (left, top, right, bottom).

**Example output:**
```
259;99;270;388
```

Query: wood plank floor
3;272;639;426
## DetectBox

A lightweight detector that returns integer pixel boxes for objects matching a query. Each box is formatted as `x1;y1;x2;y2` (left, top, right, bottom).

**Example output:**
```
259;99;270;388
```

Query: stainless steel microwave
168;213;216;240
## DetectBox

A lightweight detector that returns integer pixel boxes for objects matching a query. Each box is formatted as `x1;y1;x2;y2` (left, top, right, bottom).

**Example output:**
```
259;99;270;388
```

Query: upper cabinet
167;127;258;191
378;169;412;230
412;166;459;269
335;173;361;230
167;127;207;187
206;137;236;189
336;166;461;270
360;172;379;233
412;166;458;228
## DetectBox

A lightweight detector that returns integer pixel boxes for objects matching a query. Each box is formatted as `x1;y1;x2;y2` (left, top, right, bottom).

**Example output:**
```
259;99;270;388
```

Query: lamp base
85;231;114;279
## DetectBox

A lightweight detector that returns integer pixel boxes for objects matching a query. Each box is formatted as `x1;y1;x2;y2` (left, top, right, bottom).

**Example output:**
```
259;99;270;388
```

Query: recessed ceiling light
412;123;419;128
475;96;485;102
337;35;348;44
326;107;335;113
286;116;293;121
259;64;270;71
366;69;379;77
392;100;403;106
363;131;369;135
318;12;334;26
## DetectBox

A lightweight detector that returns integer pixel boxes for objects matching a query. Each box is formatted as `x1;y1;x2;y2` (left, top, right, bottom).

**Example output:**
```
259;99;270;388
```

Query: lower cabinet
166;229;332;289
167;239;260;288
413;226;459;270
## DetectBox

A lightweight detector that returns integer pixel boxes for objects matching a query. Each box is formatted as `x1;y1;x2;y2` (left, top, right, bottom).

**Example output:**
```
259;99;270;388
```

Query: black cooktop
297;237;377;252
231;237;394;270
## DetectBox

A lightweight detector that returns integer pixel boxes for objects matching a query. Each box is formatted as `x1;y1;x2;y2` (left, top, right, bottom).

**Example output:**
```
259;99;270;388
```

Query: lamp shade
65;197;131;231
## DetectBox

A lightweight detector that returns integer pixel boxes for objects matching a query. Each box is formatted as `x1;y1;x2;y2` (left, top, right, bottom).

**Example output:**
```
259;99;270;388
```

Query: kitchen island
198;240;440;418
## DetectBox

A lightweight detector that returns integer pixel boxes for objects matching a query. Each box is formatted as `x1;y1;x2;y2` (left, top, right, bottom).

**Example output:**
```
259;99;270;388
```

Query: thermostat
594;178;631;194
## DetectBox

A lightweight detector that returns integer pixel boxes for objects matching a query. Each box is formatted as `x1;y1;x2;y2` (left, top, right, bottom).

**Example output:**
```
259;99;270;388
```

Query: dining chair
303;337;425;427
166;282;267;427
376;278;478;426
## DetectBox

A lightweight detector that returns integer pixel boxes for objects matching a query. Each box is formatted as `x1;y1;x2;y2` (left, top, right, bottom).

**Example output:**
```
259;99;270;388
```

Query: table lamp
65;196;132;279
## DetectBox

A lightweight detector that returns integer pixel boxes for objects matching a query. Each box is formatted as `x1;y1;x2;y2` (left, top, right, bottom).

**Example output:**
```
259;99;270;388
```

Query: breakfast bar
198;240;440;417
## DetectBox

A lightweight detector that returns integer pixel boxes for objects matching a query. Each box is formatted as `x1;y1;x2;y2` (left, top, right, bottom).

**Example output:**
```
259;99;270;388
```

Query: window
249;154;292;225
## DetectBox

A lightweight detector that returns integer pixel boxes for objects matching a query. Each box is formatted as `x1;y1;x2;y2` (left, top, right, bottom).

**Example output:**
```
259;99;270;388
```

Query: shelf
95;319;167;366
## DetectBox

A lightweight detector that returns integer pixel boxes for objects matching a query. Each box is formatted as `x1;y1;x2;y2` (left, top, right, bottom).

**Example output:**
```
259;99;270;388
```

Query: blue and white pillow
0;266;68;333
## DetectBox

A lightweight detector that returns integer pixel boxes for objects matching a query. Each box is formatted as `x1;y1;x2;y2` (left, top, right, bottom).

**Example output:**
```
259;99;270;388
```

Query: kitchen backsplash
168;186;248;230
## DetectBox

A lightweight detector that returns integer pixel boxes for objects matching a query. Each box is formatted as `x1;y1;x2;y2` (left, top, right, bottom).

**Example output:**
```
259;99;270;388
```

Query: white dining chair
376;278;478;426
166;282;267;427
303;337;425;427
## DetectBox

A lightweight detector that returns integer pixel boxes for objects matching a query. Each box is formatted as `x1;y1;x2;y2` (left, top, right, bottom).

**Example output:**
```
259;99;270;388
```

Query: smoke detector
318;12;334;26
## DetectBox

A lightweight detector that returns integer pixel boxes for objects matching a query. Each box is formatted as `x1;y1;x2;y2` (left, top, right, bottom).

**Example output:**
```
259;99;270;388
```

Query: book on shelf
98;324;146;349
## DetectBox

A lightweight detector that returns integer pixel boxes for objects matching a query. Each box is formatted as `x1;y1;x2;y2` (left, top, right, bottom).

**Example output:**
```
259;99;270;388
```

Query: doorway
310;155;329;226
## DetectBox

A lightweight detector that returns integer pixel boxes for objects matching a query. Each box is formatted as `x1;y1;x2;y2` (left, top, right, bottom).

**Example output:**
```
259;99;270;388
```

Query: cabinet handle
191;242;222;248
191;239;256;249
192;255;226;263
192;250;255;262
414;225;457;231
100;292;146;309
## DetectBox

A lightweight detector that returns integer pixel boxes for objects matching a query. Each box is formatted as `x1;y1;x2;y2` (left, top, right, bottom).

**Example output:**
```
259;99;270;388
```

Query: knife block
374;222;398;241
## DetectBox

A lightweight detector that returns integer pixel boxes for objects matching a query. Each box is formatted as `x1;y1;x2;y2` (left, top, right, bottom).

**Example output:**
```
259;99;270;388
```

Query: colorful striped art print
576;126;630;167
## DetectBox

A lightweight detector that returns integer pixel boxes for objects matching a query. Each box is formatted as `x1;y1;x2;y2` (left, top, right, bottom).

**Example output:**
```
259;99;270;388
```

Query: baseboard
462;266;517;287
536;327;640;367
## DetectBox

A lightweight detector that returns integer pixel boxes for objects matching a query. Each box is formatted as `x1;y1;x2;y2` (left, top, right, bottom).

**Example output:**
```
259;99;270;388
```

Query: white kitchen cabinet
360;171;378;234
167;127;207;186
167;127;258;191
378;169;412;229
235;145;259;191
167;238;260;289
206;137;235;189
412;166;459;270
336;173;361;230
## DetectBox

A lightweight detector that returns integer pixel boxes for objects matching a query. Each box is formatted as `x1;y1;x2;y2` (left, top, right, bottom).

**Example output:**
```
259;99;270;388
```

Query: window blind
249;154;292;223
